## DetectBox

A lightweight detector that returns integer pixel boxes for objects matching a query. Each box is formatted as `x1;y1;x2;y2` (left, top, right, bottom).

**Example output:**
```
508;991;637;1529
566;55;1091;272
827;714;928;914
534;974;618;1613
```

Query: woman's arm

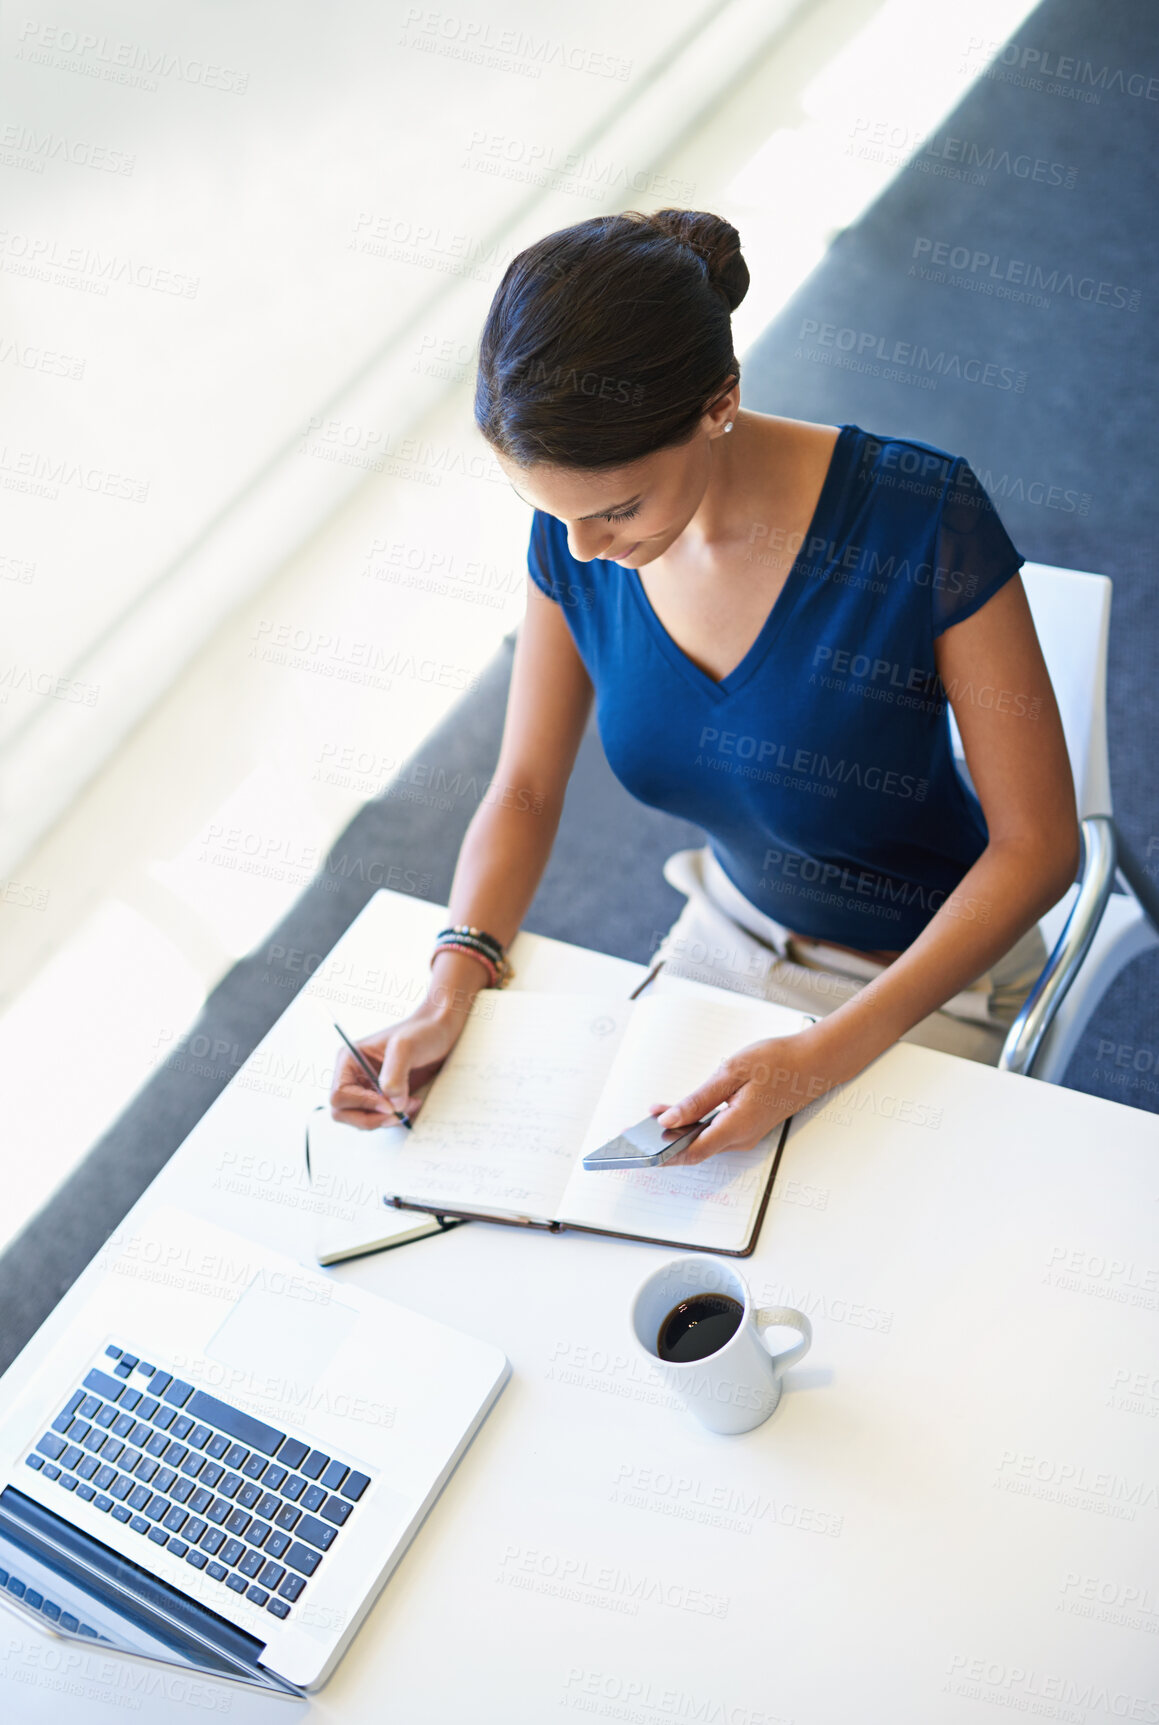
427;579;594;1009
657;574;1081;1159
332;580;592;1127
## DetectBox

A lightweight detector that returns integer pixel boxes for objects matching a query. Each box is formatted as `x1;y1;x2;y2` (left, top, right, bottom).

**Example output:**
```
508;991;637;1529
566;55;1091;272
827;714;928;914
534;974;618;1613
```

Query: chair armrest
997;816;1116;1079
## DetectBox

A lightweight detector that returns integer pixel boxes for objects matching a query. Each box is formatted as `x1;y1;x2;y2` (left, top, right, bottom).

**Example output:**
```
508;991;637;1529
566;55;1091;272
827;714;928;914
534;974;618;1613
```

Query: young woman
329;209;1079;1164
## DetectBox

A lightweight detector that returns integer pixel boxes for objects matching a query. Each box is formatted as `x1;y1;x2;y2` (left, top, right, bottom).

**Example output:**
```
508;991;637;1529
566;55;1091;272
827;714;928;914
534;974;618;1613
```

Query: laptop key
200;1463;224;1490
112;1505;131;1522
94;1405;118;1430
189;1424;212;1449
150;1371;172;1397
238;1549;264;1579
120;1355;138;1371
171;1478;194;1505
205;1434;230;1461
277;1573;305;1601
206;1562;227;1581
129;1516;149;1534
133;1458;158;1484
245;1586;269;1606
76;1456;100;1481
256;1492;279;1522
236;1482;260;1510
184;1518;208;1544
218;1473;242;1500
83;1370;125;1403
297;1516;336;1552
225;1574;246;1594
274;1504;300;1532
163;1507;188;1533
284;1542;320;1577
164;1442;189;1468
155;1467;178;1493
248;1520;272;1551
138;1397;159;1420
60;1446;83;1471
67;1421;92;1445
341;1470;370;1502
79;1395;102;1421
186;1392;285;1458
223;1444;248;1471
76;1485;96;1501
146;1433;168;1457
54;1392;85;1431
171;1415;195;1441
277;1438;309;1470
225;1510;251;1538
258;1561;285;1590
220;1539;245;1567
320;1461;347;1492
113;1414;136;1439
128;1486;150;1511
185;1551;207;1570
302;1484;326;1513
153;1406;176;1431
300;1450;329;1481
189;1486;212;1514
148;1528;168;1546
264;1530;291;1559
168;1540;188;1559
199;1528;226;1555
180;1454;204;1478
281;1475;306;1502
146;1495;169;1520
36;1434;66;1461
105;1345;122;1359
110;1475;134;1501
321;1495;351;1526
95;1495;113;1512
263;1464;287;1491
101;1439;125;1466
95;1465;117;1490
129;1422;151;1447
42;1463;61;1479
266;1598;290;1620
162;1379;193;1408
24;1454;43;1471
241;1455;267;1481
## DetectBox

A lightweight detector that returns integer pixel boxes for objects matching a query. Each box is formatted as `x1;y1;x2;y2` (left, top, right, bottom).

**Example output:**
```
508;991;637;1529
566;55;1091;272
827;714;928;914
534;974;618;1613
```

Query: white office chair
946;563;1159;1082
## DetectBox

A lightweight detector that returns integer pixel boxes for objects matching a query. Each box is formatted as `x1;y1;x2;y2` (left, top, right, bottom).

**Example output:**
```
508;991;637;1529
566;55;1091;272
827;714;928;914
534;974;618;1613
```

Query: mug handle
754;1306;812;1372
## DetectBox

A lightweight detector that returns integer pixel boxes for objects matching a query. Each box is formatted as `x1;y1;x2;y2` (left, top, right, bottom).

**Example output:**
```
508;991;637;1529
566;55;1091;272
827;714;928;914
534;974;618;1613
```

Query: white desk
2;889;1158;1724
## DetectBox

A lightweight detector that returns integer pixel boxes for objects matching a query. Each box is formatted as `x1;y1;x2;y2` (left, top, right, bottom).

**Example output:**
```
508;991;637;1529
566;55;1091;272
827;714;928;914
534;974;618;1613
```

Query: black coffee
657;1293;743;1363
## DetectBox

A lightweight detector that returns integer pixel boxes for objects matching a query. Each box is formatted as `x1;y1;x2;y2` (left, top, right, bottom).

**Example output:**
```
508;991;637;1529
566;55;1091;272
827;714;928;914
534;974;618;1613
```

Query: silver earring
723;421;734;433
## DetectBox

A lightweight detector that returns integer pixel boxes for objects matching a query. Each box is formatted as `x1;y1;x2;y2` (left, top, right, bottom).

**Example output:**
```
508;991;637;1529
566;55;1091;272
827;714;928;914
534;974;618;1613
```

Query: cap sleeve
527;509;560;602
931;459;1024;636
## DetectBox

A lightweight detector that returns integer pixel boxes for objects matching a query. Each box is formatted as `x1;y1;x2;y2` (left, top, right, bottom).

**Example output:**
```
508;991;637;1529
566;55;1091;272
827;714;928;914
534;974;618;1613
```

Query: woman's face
495;403;733;568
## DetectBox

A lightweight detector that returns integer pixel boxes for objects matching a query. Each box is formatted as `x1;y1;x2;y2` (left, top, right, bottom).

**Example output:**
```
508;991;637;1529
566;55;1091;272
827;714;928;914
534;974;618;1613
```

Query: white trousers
654;845;1049;1066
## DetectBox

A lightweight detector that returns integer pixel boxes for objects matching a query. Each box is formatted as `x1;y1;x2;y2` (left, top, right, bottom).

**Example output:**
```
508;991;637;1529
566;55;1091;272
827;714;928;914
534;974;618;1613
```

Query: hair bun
646;208;749;313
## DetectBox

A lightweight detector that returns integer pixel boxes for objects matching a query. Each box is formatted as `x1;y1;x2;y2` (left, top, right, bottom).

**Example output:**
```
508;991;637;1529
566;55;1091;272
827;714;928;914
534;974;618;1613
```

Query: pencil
333;1021;413;1128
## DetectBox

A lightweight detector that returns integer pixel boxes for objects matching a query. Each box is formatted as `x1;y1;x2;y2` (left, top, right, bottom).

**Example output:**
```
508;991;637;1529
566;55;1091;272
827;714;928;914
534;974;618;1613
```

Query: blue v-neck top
526;423;1025;952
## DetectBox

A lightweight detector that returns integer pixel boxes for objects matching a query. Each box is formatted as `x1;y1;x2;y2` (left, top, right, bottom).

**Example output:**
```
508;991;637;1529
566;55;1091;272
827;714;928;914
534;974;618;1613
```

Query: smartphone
581;1108;721;1171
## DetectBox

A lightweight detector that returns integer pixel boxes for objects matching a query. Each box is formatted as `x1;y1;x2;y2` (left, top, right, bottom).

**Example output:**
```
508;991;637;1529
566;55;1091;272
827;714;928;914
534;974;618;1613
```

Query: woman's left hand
651;1032;837;1164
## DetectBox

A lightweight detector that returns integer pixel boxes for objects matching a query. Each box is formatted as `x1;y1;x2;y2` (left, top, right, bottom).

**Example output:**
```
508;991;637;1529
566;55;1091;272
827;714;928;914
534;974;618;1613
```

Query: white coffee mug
631;1255;812;1435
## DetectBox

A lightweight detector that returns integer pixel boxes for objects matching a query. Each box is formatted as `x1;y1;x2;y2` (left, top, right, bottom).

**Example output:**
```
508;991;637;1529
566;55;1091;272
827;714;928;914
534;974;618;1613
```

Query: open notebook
312;989;810;1257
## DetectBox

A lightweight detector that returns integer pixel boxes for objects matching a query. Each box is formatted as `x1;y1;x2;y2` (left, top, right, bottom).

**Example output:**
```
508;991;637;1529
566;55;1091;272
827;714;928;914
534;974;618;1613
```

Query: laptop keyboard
22;1345;371;1625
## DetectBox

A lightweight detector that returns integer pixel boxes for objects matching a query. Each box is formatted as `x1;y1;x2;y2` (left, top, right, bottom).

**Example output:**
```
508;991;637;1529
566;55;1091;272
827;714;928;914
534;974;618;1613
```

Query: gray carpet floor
1;0;1155;1371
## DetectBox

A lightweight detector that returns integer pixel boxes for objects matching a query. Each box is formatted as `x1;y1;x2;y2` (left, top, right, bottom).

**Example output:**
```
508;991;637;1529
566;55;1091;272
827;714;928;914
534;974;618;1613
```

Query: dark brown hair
474;208;749;471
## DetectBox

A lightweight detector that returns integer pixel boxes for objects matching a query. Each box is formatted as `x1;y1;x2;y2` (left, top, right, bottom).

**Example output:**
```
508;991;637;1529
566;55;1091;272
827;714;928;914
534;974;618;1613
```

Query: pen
333;1021;413;1129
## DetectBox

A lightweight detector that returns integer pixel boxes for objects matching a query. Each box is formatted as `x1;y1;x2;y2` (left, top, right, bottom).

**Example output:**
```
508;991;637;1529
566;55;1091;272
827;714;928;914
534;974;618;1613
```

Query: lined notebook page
376;991;631;1219
556;993;807;1251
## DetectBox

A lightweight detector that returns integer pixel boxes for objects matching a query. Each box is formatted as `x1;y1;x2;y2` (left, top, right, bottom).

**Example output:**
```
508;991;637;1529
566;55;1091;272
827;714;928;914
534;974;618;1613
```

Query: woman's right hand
329;1004;467;1131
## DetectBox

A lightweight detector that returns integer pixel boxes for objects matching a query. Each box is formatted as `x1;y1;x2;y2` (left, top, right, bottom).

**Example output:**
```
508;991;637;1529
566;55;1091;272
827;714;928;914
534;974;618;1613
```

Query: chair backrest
947;562;1112;820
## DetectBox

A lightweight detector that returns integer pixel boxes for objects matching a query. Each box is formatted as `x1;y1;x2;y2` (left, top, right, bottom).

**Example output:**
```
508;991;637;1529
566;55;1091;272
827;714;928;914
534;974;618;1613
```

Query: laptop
0;1203;509;1695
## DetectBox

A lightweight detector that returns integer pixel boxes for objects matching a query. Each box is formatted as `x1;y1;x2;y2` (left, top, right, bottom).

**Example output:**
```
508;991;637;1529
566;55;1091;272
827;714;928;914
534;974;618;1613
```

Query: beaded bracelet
430;940;499;987
430;931;514;988
436;924;504;964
